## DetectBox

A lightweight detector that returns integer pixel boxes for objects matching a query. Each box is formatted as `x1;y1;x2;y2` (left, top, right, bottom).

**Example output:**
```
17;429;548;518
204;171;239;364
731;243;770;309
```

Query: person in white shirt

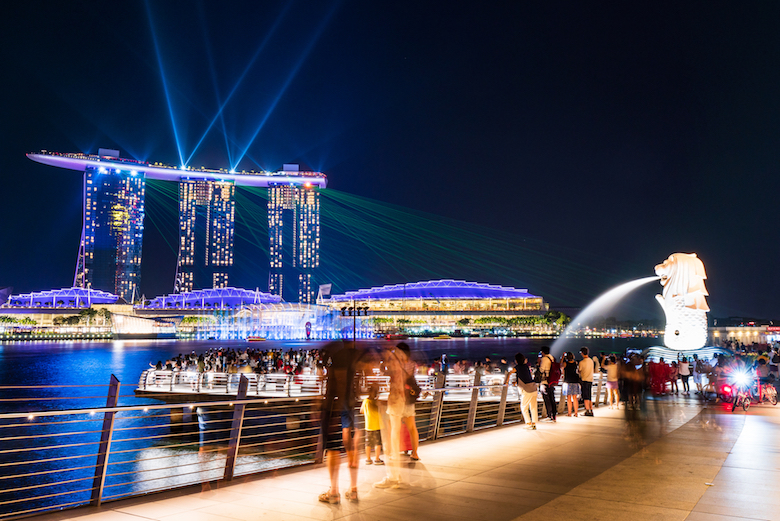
579;347;596;416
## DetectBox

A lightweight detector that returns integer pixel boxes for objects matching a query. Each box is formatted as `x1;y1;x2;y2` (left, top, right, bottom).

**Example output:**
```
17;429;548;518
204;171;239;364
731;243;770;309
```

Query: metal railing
0;372;611;519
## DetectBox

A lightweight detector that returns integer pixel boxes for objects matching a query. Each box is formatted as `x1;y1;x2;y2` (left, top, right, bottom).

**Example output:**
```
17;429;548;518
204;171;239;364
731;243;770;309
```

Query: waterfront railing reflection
0;372;561;519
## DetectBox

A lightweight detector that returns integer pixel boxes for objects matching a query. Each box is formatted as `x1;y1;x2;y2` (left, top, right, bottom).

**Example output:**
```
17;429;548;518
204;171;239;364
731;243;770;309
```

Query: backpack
548;357;562;385
773;353;780;364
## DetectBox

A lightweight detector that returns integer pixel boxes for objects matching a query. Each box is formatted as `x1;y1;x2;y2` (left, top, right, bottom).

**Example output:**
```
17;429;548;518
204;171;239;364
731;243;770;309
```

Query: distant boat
247;336;266;342
385;333;409;340
433;334;452;339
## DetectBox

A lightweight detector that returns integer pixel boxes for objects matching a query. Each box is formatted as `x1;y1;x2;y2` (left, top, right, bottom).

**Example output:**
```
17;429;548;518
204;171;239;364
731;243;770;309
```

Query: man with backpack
538;346;559;422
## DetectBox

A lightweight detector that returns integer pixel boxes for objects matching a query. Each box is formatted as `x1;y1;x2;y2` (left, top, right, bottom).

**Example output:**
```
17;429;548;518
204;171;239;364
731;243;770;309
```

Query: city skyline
3;2;780;319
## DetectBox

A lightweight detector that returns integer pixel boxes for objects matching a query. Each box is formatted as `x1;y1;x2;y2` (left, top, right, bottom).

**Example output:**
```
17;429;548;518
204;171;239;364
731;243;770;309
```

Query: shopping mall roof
329;280;540;301
141;287;282;309
4;288;119;308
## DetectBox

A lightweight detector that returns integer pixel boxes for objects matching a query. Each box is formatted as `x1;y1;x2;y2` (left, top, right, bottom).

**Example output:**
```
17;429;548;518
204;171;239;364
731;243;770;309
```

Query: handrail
0;372;611;519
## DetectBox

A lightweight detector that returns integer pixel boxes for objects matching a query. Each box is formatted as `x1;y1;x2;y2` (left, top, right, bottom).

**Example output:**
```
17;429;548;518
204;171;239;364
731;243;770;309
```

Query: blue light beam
231;2;341;171
145;0;185;168
183;3;293;167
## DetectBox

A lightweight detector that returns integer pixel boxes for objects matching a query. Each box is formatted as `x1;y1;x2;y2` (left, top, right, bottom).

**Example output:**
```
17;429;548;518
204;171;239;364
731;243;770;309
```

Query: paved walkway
36;397;780;521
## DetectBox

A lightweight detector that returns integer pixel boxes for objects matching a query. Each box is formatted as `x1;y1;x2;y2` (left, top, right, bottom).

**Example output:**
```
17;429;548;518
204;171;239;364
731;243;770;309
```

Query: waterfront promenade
31;397;780;521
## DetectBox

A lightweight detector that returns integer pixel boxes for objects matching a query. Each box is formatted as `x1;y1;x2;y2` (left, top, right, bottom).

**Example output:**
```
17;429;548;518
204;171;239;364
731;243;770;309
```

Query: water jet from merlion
551;252;711;357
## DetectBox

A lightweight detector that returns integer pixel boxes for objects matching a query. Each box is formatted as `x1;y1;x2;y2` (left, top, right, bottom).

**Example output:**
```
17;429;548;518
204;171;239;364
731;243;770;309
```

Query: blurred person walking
318;341;366;504
375;342;419;490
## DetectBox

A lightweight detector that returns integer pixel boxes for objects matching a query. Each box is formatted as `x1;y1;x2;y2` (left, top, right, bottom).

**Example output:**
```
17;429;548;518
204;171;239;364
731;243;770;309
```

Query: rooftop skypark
26;150;327;188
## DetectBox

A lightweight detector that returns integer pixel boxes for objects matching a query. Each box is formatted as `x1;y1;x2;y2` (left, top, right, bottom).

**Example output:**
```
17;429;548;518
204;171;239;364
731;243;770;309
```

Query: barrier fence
0;372;611;519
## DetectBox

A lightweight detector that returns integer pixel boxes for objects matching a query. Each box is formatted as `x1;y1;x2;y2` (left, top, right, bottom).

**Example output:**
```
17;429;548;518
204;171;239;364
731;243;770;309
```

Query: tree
79;307;98;327
97;308;112;326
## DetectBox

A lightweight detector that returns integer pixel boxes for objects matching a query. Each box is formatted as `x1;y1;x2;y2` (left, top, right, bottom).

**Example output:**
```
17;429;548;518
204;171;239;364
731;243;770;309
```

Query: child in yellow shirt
360;383;383;465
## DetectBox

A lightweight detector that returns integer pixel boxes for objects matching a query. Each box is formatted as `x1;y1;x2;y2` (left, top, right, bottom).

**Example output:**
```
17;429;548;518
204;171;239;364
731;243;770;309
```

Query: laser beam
145;0;185;168
184;2;293;167
231;2;341;171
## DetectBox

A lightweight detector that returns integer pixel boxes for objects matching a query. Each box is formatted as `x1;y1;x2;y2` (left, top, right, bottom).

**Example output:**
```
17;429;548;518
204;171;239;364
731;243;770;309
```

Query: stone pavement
34;397;780;521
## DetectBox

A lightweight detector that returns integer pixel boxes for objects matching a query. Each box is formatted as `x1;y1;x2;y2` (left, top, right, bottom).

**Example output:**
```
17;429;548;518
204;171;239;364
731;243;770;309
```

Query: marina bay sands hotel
27;150;326;304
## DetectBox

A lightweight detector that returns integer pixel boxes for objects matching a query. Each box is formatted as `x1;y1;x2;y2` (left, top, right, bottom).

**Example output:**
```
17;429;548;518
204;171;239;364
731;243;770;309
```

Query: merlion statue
654;253;709;350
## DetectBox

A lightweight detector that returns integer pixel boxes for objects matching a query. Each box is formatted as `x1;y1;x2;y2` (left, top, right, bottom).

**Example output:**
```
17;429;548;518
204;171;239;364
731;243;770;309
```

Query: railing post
91;374;120;506
496;383;509;427
595;374;604;407
427;372;446;440
223;375;249;481
466;373;481;432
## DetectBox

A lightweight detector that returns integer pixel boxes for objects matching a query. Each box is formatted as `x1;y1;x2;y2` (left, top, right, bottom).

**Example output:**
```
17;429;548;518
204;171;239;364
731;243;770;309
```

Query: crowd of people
145;341;780;505
149;347;324;376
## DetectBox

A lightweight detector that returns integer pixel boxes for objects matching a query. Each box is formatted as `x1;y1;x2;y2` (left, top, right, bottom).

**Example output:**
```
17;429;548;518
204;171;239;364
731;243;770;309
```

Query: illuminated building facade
268;167;321;303
28;151;326;303
177;180;236;292
327;280;549;333
75;163;145;302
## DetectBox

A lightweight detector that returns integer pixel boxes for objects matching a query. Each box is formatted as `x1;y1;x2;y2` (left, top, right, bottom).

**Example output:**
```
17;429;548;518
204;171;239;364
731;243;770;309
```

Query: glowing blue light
145;0;186;169
98;167;107;173
229;169;236;174
131;170;138;176
231;3;339;170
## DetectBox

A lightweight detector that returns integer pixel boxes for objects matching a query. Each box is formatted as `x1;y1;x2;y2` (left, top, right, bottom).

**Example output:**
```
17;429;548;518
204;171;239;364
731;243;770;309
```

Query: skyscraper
76;164;145;302
268;166;321;303
176;179;236;292
28;151;326;302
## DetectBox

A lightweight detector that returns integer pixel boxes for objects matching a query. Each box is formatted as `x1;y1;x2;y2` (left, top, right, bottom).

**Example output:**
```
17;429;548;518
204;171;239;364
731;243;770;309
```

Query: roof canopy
6;287;119;308
329;280;539;301
142;287;282;309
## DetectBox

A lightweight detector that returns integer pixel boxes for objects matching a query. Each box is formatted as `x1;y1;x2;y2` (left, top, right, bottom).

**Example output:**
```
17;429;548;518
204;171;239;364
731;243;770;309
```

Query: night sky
2;1;779;320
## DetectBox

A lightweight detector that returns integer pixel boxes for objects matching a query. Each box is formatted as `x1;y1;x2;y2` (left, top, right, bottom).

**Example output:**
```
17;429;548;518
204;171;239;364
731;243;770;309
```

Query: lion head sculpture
654;253;709;312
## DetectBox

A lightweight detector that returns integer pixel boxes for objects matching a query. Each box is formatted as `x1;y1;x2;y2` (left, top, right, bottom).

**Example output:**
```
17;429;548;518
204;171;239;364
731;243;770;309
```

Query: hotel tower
28;150;326;303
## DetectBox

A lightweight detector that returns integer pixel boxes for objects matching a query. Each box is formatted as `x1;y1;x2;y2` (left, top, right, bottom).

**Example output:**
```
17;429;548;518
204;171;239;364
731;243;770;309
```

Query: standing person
538;346;557;422
318;341;365;504
669;361;679;394
578;347;595;416
562;352;581;417
375;342;419;489
505;353;539;429
360;383;384;465
692;354;704;394
605;355;620;408
678;356;691;395
769;348;779;378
